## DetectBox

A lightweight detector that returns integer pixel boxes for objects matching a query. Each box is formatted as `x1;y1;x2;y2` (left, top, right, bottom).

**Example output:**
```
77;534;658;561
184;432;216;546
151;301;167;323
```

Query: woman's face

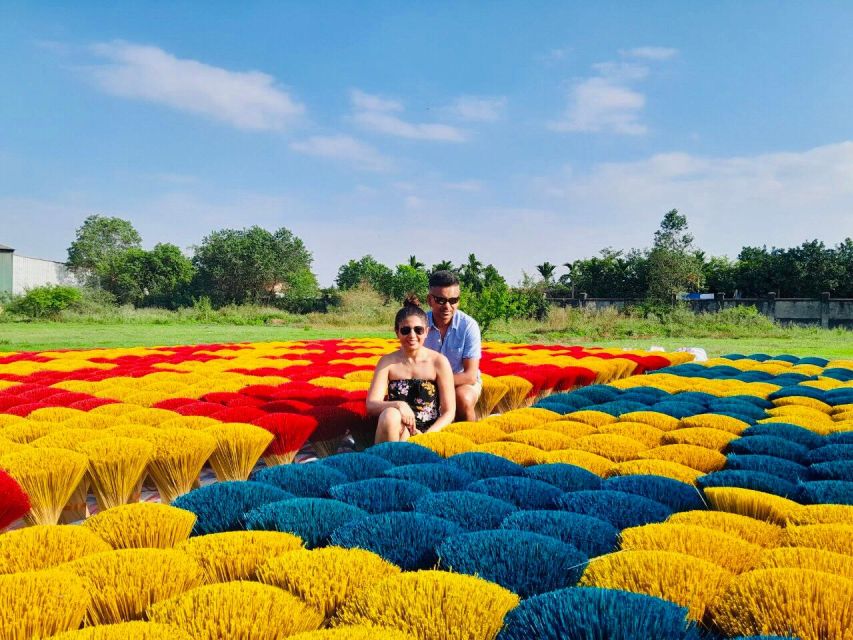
396;315;428;349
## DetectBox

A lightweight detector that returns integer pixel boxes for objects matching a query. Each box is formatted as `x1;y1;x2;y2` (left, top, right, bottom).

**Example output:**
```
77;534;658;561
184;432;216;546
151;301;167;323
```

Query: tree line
54;211;853;327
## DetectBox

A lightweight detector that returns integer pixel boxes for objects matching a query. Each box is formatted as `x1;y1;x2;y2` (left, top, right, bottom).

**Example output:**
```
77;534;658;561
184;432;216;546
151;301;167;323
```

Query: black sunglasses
398;326;426;336
431;295;460;306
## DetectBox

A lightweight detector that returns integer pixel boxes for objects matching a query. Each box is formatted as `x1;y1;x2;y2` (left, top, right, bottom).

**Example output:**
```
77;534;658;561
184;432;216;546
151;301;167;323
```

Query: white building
0;244;83;295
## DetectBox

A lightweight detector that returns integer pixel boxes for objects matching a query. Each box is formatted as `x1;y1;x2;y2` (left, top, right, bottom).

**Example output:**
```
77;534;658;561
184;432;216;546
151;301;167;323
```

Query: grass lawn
2;321;851;359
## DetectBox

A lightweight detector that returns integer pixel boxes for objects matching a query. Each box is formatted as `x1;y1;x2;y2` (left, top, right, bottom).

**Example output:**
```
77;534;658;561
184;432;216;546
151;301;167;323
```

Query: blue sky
2;2;853;285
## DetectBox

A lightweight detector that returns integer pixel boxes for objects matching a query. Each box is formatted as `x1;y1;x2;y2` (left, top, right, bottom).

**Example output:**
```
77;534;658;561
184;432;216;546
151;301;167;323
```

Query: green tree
836;238;853;297
407;255;426;271
460;265;512;333
389;264;429;303
702;255;738;296
140;243;195;308
430;260;456;274
536;261;557;283
459;253;484;293
67;215;142;286
646;209;703;303
335;255;393;293
192;226;318;306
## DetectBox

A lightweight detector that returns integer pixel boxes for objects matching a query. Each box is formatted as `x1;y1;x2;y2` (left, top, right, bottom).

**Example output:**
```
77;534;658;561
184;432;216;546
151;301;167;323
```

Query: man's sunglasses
398;326;426;336
430;295;460;306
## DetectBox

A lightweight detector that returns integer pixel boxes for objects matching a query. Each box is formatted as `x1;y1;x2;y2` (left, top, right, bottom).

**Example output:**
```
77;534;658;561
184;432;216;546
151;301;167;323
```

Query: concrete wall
11;255;82;294
549;293;853;328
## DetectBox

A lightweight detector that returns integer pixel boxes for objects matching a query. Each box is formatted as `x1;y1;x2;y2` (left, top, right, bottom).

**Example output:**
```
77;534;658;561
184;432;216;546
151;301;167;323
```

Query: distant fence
547;292;853;329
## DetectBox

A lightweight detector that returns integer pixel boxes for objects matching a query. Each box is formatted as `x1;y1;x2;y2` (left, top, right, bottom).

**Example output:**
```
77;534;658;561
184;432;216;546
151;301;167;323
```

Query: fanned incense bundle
83;503;196;549
608;459;702;485
619;523;761;573
680;413;750;434
253;413;318;466
704;487;802;526
49;621;194;640
148;581;324;640
538;420;597;439
580;549;733;620
787;504;853;525
0;569;90;639
30;428;104;448
709;568;853;640
572;434;647;462
146;428;217;503
436;529;588;598
334;570;519;640
494;376;534;413
485;409;560;433
497;586;697;640
598;422;665;447
62;548;206;625
504;429;576;451
27;406;85;422
0;524;111;574
290;627;415;640
0;446;88;525
257;547;401;618
444;421;508;445
667;510;783;548
177;530;302;582
0;468;29;530
476;375;508;419
661;427;737;450
541;449;615;476
1;420;56;443
639;444;728;473
781;523;853;556
755;547;853;580
78;437;153;510
0;435;24;457
564;410;617;427
203;423;273;481
408;431;475;457
619;410;681;431
476;441;544;466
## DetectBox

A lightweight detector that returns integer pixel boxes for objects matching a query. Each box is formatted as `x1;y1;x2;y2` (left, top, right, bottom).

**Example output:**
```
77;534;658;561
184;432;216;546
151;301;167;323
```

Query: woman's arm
425;354;456;432
365;357;411;419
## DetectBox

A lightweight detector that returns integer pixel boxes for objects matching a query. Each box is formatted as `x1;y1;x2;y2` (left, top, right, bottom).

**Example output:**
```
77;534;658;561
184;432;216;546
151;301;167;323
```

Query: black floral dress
387;378;440;431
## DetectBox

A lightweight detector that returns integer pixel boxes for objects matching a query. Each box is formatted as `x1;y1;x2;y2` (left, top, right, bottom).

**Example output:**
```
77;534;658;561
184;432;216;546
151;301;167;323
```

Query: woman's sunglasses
398;326;426;336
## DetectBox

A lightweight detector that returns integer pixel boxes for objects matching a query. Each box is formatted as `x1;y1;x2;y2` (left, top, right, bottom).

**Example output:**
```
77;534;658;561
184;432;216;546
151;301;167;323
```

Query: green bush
6;285;83;319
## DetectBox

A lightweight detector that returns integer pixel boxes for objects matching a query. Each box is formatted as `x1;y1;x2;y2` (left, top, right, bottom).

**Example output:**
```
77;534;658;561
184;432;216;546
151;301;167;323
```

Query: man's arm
453;357;480;386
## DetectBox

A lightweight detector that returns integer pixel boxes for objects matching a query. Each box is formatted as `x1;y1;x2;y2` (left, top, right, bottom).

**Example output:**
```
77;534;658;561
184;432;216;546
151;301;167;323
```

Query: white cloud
350;89;467;142
85;41;304;130
551;50;676;135
533;141;853;256
551;77;647;135
622;46;678;61
290;135;391;172
445;96;507;122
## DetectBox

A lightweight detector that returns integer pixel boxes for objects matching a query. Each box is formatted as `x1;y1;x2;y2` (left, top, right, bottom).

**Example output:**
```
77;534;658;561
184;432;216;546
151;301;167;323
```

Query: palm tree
459;253;484;292
536;261;557;282
408;255;425;271
431;260;455;273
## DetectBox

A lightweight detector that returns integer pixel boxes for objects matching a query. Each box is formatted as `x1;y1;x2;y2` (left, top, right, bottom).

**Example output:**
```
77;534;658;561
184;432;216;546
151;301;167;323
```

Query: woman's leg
375;407;405;443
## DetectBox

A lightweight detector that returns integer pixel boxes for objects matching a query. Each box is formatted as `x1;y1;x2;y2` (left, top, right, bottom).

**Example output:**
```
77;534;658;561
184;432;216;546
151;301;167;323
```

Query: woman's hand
396;401;418;434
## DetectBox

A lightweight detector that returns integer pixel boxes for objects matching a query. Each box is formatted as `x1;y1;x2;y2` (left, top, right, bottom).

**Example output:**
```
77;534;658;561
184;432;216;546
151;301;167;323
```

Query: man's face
427;284;461;326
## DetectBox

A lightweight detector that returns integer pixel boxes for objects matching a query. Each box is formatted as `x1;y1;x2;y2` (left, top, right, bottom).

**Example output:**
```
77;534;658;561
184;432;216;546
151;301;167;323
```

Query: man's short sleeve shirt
424;309;482;374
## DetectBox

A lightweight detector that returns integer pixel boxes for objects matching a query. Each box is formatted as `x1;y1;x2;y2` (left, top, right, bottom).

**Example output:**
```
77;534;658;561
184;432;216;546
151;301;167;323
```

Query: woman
367;297;456;443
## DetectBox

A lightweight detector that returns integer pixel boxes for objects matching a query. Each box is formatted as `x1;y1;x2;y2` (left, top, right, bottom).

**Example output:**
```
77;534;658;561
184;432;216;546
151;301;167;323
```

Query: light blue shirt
424;309;482;375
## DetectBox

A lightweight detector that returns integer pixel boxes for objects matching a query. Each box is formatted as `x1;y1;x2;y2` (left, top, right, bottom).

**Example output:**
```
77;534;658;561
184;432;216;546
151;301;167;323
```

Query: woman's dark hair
394;294;428;331
428;270;459;288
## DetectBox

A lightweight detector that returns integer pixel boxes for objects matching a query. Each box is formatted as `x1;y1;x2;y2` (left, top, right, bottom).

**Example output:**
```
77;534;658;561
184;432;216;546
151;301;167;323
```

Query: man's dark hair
428;270;459;288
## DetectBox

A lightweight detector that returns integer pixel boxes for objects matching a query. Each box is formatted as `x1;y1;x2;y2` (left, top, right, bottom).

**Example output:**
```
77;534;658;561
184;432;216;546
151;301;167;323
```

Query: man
424;270;482;421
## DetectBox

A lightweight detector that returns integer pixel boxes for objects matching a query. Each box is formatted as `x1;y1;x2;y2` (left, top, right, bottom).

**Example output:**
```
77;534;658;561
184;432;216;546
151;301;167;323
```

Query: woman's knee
376;407;403;443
